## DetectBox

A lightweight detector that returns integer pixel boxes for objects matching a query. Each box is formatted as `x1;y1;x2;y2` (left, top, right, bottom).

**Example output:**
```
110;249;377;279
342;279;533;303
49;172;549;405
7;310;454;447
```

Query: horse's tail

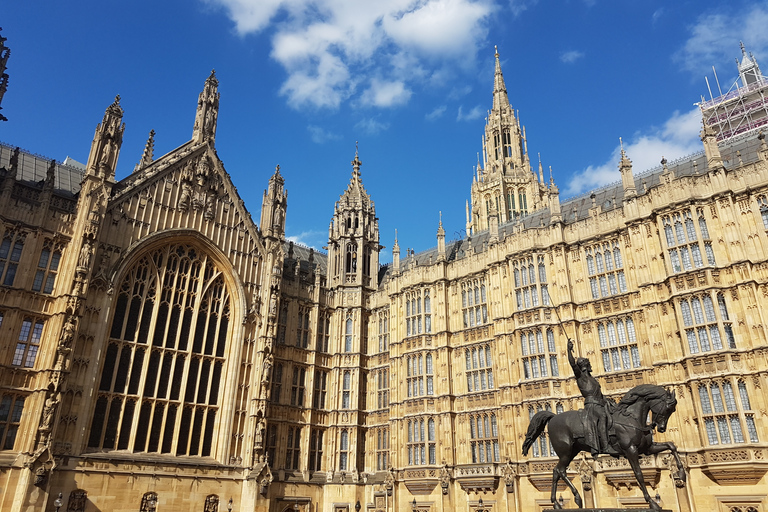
522;410;555;456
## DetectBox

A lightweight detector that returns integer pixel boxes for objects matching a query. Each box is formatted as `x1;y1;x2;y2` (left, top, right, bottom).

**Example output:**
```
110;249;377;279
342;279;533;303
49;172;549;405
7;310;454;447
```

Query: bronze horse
522;384;685;510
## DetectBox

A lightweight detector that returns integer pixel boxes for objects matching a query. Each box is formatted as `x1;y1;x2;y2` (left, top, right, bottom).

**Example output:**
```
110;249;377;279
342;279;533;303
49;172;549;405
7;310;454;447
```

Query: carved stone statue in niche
40;393;59;433
273;203;283;229
179;179;192;210
59;316;76;350
268;291;277;318
99;140;115;172
78;240;92;269
254;417;266;449
261;354;273;384
204;108;217;137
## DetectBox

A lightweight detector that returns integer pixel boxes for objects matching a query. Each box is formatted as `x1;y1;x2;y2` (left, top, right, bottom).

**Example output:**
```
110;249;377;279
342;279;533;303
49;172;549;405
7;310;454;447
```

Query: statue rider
567;340;618;457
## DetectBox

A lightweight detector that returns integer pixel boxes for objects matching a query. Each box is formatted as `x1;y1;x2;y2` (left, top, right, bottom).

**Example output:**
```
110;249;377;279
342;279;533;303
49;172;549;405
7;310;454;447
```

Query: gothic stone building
1;49;767;512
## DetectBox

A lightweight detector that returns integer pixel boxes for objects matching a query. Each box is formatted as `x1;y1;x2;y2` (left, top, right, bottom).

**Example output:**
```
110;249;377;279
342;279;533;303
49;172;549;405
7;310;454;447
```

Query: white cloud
426;105;447;120
355;117;390;135
652;7;664;24
307;125;342;144
457;105;483;121
565;107;703;196
208;0;495;109
508;0;538;17
675;3;768;76
560;50;584;64
360;78;412;107
448;85;472;100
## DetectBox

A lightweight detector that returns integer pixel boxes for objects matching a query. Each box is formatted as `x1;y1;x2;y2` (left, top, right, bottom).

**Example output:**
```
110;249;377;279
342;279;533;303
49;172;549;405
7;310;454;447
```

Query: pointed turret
548;174;562;225
192;70;219;144
392;230;401;273
260;165;288;238
618;138;636;199
437;213;446;261
85;95;125;181
134;129;155;172
327;147;380;289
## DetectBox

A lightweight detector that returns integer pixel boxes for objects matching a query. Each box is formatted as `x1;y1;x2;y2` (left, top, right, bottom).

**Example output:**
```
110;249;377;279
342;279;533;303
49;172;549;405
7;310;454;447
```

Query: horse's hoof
552;503;563;510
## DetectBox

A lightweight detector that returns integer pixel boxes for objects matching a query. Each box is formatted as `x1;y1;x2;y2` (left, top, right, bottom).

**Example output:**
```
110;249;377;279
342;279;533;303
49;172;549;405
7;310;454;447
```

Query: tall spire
492;46;511;112
85;95;125;180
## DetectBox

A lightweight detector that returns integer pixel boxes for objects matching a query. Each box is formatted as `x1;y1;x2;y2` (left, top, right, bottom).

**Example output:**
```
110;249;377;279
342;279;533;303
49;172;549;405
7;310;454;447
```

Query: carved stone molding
403;480;438;495
603;467;660;490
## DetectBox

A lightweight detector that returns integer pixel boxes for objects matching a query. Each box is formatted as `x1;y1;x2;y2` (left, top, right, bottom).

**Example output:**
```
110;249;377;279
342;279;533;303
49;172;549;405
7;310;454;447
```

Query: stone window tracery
513;257;548;310
465;344;494;392
339;429;349;470
342;370;351;408
12;317;44;367
32;241;60;293
462;277;488;327
698;379;759;445
0;394;24;450
285;426;301;470
308;428;324;471
407;417;436;465
376;368;389;409
88;243;230;457
271;363;283;403
290;366;306;406
312;370;327;409
376;426;389;470
296;307;310;348
316;310;330;352
521;328;559;379
277;305;288;345
469;412;499;463
406;289;431;336
586;241;626;299
678;292;735;354
377;309;389;352
0;230;24;286
345;316;353;352
663;209;715;273
407;352;433;398
266;423;278;465
598;317;641;372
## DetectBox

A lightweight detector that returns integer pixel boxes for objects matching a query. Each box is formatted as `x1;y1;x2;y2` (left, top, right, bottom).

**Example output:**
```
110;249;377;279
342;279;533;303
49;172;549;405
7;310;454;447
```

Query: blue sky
3;0;768;261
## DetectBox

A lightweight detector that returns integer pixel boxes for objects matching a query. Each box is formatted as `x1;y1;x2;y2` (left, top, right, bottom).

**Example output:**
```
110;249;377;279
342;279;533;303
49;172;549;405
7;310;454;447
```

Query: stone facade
0;50;767;512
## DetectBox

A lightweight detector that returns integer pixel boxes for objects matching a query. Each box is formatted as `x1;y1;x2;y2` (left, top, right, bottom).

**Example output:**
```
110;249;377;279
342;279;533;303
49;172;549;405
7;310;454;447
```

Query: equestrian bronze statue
522;340;686;510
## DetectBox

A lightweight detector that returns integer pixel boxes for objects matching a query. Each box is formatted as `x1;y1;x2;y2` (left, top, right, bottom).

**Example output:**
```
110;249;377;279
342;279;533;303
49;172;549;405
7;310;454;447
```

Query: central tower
327;150;380;291
469;47;547;234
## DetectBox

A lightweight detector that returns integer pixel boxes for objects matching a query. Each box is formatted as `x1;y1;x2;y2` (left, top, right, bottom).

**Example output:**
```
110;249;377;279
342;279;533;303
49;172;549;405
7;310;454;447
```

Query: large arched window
88;243;231;457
